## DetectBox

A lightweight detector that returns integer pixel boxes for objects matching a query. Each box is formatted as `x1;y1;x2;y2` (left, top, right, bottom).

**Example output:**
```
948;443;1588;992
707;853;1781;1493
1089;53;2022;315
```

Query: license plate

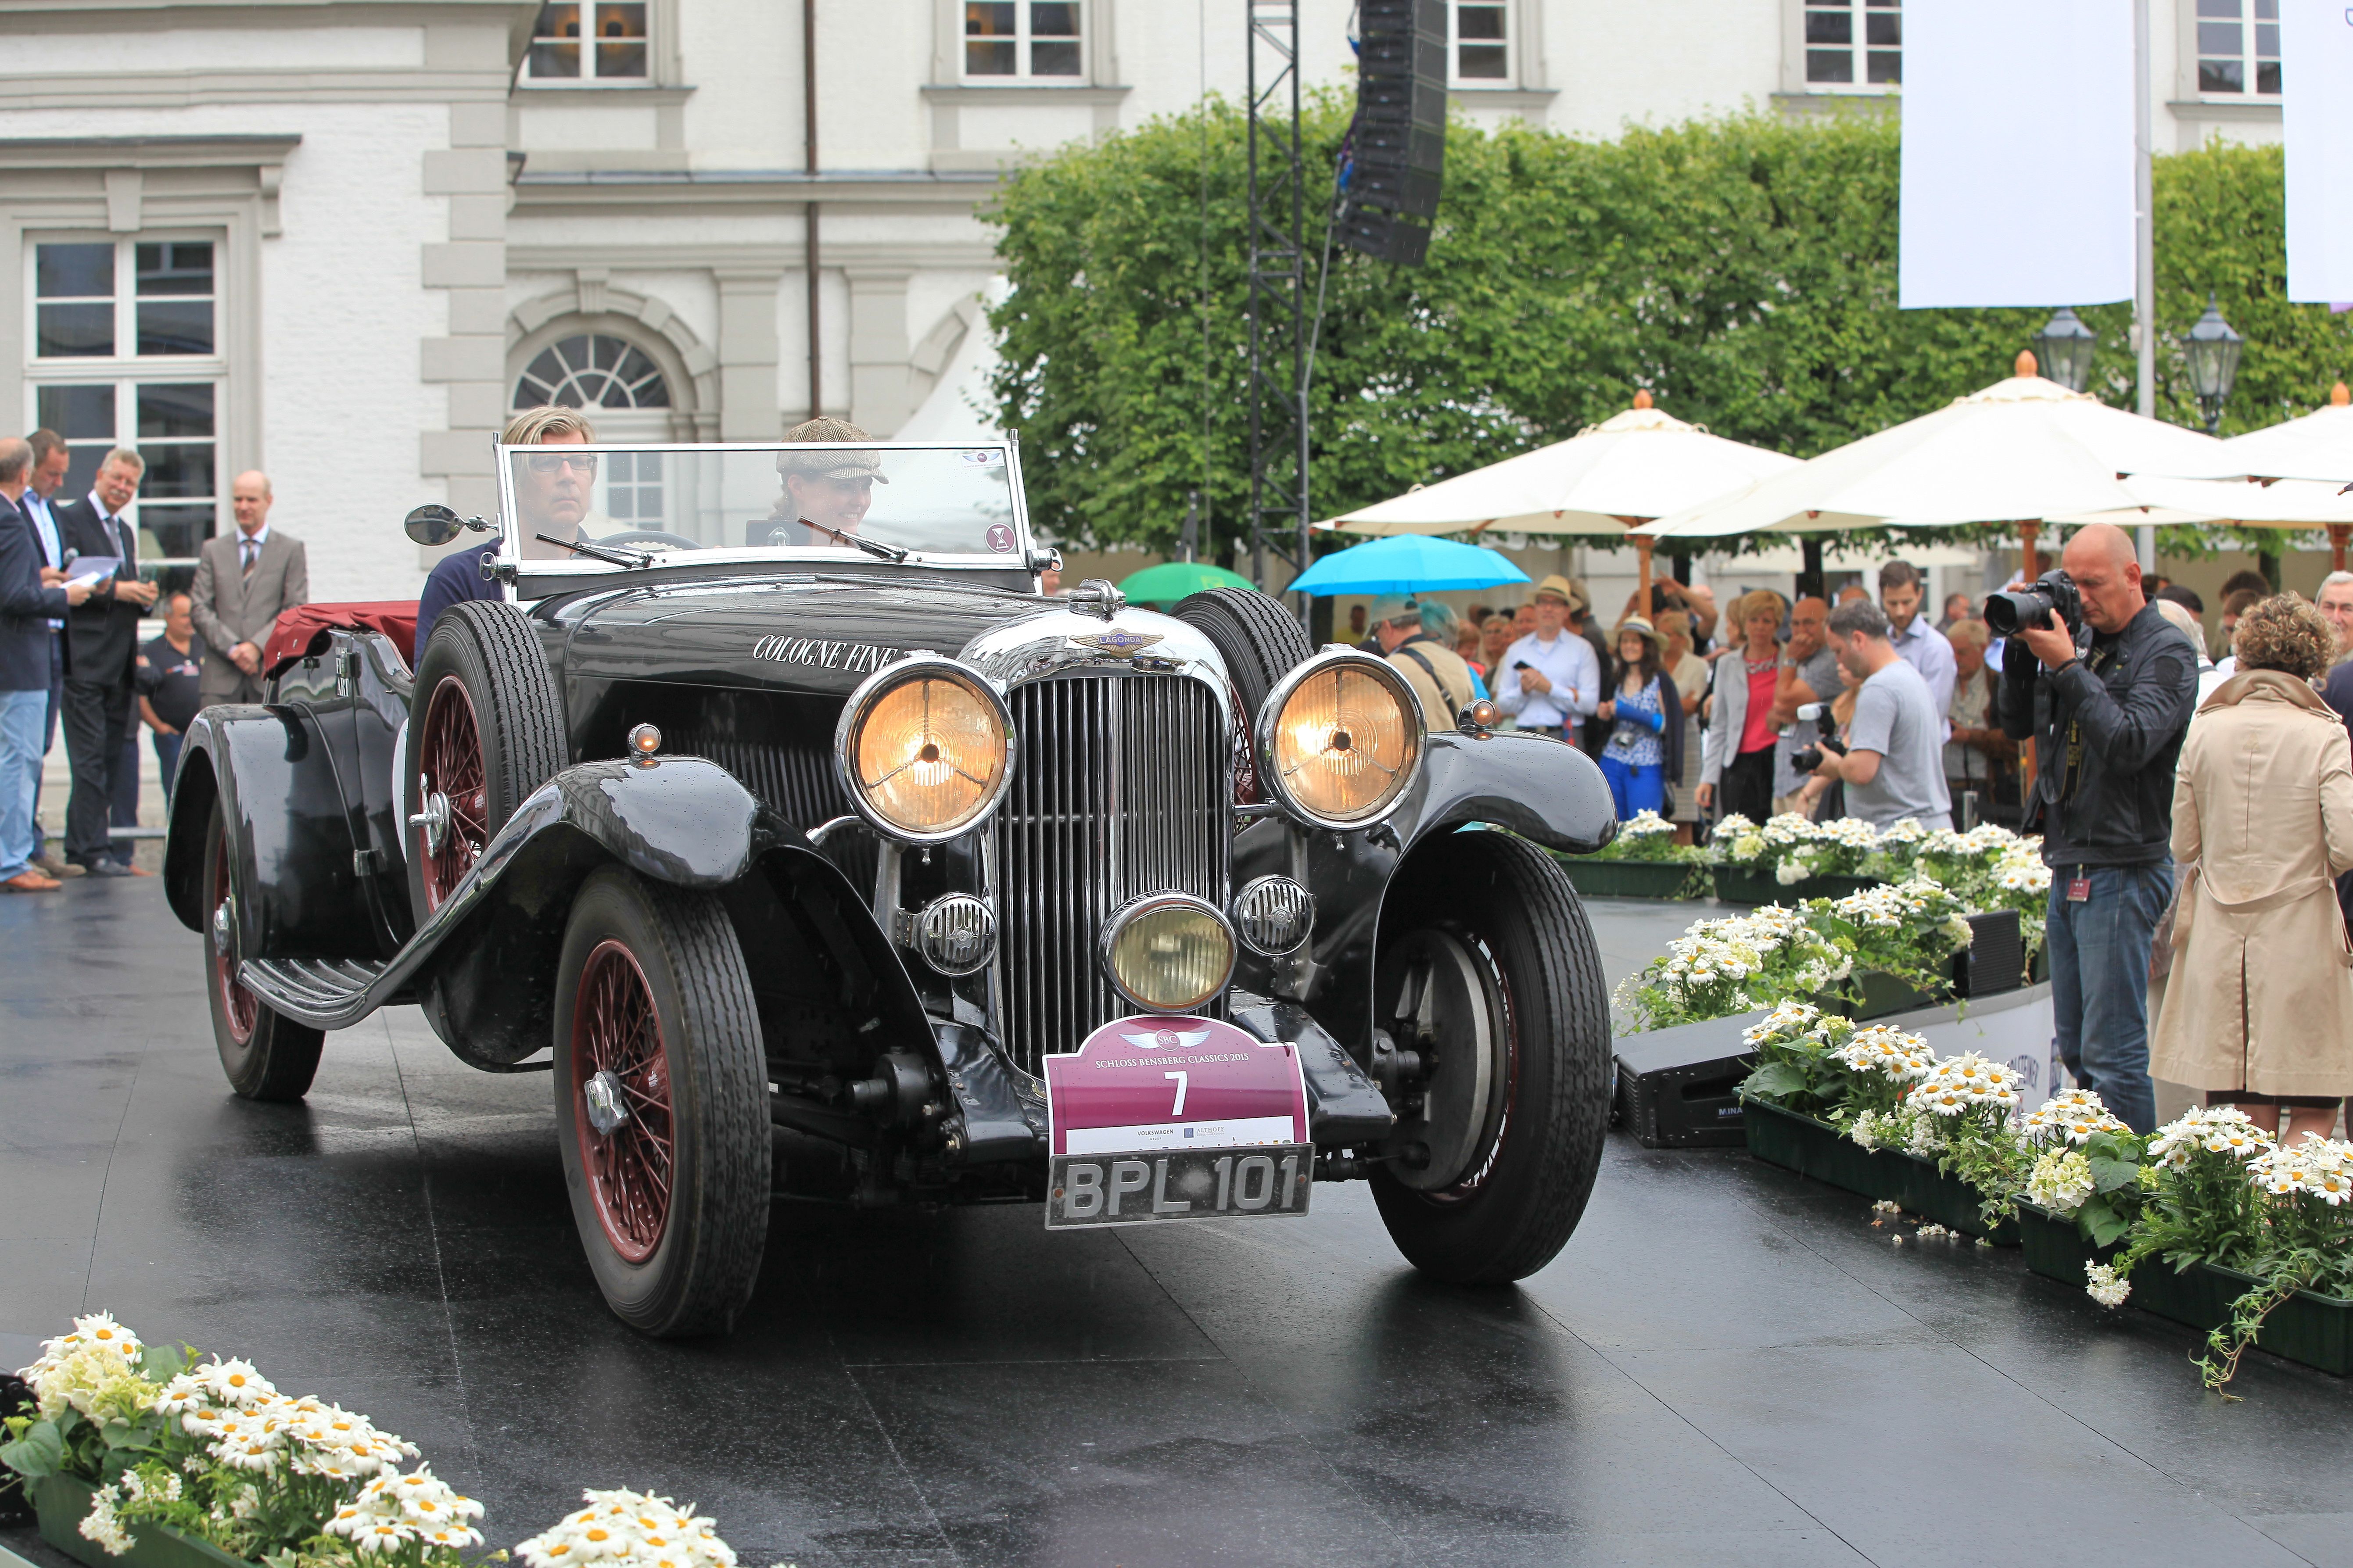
1045;1145;1313;1229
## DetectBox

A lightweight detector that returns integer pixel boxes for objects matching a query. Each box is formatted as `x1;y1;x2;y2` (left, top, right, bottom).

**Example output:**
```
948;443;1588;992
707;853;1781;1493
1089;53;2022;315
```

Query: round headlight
1098;893;1237;1015
835;659;1014;842
1258;654;1424;828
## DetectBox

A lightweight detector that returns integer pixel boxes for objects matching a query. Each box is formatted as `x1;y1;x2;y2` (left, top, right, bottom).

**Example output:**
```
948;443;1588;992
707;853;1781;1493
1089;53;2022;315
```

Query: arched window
512;333;671;410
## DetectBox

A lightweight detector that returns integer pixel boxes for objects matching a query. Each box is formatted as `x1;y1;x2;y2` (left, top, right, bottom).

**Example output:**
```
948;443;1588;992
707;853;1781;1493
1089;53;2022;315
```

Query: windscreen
496;443;1024;566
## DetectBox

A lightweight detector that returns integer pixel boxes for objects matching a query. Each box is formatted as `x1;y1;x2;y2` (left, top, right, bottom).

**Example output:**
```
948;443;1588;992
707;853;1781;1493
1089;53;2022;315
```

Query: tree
986;104;2353;564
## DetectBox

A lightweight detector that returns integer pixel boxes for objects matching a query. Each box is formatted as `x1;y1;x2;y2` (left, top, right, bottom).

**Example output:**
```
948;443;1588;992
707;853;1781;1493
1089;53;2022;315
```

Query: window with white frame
523;2;648;82
1804;0;1901;88
962;2;1083;80
2196;0;2280;96
28;237;222;563
1449;2;1511;85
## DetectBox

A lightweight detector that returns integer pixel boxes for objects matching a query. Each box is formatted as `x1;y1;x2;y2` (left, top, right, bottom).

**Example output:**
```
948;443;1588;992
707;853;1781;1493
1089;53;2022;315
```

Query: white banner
2284;0;2353;303
1898;0;2135;309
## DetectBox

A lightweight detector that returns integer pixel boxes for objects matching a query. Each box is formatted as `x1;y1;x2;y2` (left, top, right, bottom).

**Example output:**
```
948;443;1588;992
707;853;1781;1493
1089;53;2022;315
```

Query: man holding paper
54;448;158;878
0;438;96;892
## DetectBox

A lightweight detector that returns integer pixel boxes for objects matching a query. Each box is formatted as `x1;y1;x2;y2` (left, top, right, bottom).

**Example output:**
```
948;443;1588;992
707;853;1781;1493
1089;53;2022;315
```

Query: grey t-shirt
1844;658;1952;829
1773;646;1844;797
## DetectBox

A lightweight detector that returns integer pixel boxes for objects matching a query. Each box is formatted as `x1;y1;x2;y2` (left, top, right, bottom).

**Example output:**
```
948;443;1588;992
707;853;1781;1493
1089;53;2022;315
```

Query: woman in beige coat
2152;594;2353;1145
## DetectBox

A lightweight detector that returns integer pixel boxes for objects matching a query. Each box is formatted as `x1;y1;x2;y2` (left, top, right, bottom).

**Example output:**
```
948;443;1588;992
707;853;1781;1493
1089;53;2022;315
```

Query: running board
240;957;410;1030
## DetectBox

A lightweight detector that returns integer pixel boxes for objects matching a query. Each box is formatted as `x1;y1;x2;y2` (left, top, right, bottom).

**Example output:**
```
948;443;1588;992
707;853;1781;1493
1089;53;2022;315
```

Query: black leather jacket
1998;601;2198;869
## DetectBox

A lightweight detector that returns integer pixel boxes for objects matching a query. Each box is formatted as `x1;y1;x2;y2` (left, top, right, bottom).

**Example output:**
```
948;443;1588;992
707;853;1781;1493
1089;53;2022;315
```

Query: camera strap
2059;640;2121;803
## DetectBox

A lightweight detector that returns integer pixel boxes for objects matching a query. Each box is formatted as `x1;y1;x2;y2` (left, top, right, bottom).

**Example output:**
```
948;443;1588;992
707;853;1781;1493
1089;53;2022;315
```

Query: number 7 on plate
1164;1070;1188;1117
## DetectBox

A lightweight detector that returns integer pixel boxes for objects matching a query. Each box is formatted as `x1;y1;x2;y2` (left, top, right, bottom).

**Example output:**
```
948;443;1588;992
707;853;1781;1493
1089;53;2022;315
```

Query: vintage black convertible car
162;438;1618;1336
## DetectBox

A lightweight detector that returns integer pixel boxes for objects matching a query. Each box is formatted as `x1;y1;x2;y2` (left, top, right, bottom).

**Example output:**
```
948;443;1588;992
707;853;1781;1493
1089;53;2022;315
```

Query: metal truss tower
1245;0;1311;620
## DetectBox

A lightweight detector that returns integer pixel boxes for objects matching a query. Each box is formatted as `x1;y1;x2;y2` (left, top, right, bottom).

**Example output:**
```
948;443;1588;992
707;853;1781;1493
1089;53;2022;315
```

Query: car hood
555;575;1054;696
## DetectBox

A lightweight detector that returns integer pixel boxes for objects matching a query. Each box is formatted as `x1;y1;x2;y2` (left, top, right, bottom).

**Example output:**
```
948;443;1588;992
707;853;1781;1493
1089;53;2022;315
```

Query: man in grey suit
189;470;307;707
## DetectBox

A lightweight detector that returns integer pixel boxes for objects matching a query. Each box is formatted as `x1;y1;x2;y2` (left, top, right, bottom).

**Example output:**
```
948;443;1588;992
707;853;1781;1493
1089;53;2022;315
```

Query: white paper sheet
2283;0;2353;303
1898;0;2135;309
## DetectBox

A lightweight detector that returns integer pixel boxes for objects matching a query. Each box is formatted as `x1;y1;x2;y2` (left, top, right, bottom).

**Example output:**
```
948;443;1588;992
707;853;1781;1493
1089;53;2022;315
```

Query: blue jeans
2046;861;2173;1134
1600;754;1665;818
0;687;47;881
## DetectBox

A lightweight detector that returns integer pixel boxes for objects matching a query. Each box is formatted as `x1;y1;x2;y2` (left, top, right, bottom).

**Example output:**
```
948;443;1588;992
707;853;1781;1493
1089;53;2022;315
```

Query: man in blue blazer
0;438;94;892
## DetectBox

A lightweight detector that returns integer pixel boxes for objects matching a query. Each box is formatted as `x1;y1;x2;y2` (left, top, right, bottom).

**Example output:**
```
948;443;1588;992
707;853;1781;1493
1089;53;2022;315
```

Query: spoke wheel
212;836;258;1048
570;938;677;1264
416;674;490;911
202;802;324;1102
552;867;771;1337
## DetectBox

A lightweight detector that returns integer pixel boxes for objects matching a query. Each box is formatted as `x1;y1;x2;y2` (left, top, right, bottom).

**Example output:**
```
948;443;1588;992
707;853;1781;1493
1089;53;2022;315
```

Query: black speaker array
1341;0;1446;267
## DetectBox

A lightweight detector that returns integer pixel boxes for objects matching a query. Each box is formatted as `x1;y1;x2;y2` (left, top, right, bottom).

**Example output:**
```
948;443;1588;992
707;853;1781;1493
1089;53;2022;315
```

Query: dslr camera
1984;569;2085;637
1788;701;1845;775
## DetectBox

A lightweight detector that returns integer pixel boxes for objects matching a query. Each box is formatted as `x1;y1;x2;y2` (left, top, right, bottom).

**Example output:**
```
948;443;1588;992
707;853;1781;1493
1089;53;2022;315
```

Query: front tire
203;805;324;1102
553;867;771;1337
405;601;566;918
1371;831;1609;1284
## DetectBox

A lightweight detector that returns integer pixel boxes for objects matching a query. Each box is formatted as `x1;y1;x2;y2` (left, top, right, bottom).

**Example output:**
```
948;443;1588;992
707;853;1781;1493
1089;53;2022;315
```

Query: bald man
189;471;307;707
1997;521;2197;1134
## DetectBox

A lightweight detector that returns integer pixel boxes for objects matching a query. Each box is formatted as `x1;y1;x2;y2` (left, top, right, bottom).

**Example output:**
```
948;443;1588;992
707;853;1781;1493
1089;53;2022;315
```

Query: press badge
2066;876;2091;902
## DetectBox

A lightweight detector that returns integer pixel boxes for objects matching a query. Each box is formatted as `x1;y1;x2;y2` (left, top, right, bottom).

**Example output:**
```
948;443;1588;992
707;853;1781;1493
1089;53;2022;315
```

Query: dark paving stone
7;882;2353;1568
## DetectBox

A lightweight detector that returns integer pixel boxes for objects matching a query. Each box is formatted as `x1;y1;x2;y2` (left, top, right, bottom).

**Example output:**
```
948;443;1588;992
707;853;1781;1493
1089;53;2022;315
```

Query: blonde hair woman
2152;595;2353;1146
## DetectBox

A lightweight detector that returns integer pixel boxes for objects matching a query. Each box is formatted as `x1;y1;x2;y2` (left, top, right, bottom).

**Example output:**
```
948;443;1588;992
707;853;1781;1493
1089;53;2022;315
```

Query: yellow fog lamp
1098;892;1237;1015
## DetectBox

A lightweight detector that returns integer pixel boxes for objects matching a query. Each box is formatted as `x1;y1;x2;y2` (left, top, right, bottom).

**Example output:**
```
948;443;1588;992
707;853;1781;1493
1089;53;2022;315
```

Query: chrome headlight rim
832;655;1017;845
1096;891;1240;1016
1253;648;1428;831
1231;875;1316;957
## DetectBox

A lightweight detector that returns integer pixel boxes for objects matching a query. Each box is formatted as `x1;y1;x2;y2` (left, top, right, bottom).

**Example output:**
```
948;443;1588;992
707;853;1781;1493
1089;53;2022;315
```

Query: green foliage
986;107;2353;562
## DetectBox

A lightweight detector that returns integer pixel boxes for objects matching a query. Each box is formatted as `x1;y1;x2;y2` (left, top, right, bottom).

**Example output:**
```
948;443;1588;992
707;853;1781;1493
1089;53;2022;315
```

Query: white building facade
1;0;2285;599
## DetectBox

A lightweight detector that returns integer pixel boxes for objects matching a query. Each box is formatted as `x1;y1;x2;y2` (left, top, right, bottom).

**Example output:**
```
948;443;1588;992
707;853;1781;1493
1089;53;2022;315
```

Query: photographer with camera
1991;522;2198;1134
1802;598;1950;831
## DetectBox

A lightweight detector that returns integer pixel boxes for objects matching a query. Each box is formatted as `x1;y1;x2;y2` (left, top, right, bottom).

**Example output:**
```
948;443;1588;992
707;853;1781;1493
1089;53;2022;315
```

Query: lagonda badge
1071;629;1164;657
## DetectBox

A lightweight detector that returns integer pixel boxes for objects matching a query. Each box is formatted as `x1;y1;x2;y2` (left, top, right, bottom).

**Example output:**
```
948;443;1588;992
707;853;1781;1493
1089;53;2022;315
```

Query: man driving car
417;406;595;643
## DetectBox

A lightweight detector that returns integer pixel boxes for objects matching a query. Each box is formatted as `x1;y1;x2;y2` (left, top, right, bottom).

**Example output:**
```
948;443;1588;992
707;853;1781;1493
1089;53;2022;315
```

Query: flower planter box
1557;857;1709;900
31;1475;250;1568
2014;1204;2353;1375
1711;867;1879;905
1743;1097;2016;1242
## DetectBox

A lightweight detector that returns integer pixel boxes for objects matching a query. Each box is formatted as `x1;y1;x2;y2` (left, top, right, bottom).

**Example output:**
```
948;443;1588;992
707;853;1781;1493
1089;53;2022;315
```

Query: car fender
404;755;929;1068
163;704;377;960
1235;730;1615;1052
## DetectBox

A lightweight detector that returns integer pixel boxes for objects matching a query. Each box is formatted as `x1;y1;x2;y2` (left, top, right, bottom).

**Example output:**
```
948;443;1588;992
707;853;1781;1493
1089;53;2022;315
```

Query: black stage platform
4;884;2349;1567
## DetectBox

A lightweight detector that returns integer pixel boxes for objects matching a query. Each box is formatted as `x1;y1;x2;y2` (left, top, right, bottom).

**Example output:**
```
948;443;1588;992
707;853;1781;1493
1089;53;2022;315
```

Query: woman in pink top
1697;589;1788;825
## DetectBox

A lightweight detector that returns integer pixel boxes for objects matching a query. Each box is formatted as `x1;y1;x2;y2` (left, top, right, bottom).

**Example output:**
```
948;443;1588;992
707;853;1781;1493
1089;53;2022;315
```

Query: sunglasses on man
524;453;600;475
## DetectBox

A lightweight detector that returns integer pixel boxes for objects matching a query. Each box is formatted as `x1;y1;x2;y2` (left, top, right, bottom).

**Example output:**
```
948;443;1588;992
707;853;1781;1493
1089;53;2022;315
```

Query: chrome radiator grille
991;673;1231;1076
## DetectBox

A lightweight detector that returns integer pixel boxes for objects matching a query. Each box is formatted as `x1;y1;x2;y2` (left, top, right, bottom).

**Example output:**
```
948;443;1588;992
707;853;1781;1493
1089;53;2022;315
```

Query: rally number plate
1045;1145;1314;1230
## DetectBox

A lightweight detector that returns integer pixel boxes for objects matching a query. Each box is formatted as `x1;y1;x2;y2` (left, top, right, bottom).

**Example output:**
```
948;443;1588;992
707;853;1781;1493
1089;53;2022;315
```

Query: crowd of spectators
0;429;305;893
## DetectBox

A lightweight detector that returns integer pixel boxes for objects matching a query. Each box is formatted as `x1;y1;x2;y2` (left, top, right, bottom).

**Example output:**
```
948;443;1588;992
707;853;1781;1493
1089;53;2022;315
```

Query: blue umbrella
1286;534;1532;597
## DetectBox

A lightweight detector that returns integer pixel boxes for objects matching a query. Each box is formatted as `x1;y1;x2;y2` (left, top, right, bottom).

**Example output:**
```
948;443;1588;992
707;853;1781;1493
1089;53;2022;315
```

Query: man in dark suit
1;438;95;892
54;446;160;877
189;470;307;706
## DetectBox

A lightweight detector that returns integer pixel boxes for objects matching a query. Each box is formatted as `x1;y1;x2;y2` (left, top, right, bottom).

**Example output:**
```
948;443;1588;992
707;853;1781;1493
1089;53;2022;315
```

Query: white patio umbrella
2055;471;2353;569
1321;392;1798;607
1639;355;2231;576
2146;382;2353;485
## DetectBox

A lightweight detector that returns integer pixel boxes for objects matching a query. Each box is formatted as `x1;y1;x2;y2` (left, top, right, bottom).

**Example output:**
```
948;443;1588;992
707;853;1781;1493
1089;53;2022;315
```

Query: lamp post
2032;308;2098;394
2184;293;2243;436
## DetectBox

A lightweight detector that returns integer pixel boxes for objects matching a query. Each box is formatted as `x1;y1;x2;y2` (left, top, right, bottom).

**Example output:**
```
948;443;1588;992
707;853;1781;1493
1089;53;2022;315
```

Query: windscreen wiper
536;532;651;569
799;516;908;564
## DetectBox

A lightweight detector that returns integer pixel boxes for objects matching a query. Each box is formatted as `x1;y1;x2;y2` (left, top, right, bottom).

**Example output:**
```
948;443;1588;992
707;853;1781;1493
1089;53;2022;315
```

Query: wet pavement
4;883;2351;1568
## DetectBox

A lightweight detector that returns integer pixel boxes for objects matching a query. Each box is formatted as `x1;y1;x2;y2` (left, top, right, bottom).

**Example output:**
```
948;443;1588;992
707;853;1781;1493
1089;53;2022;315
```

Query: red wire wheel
569;938;676;1264
213;837;257;1048
416;673;491;911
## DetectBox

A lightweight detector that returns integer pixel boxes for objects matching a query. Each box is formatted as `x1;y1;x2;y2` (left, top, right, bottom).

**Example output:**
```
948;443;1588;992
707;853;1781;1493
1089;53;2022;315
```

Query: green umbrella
1116;561;1261;603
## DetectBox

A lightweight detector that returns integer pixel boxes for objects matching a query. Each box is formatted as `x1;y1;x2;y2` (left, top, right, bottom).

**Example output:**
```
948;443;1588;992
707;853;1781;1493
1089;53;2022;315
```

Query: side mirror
404;504;463;547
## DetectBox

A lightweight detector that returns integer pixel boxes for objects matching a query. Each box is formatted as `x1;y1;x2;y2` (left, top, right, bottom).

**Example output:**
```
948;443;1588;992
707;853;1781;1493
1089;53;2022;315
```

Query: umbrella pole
1623;518;1653;620
2333;524;2349;574
2019;520;2040;582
